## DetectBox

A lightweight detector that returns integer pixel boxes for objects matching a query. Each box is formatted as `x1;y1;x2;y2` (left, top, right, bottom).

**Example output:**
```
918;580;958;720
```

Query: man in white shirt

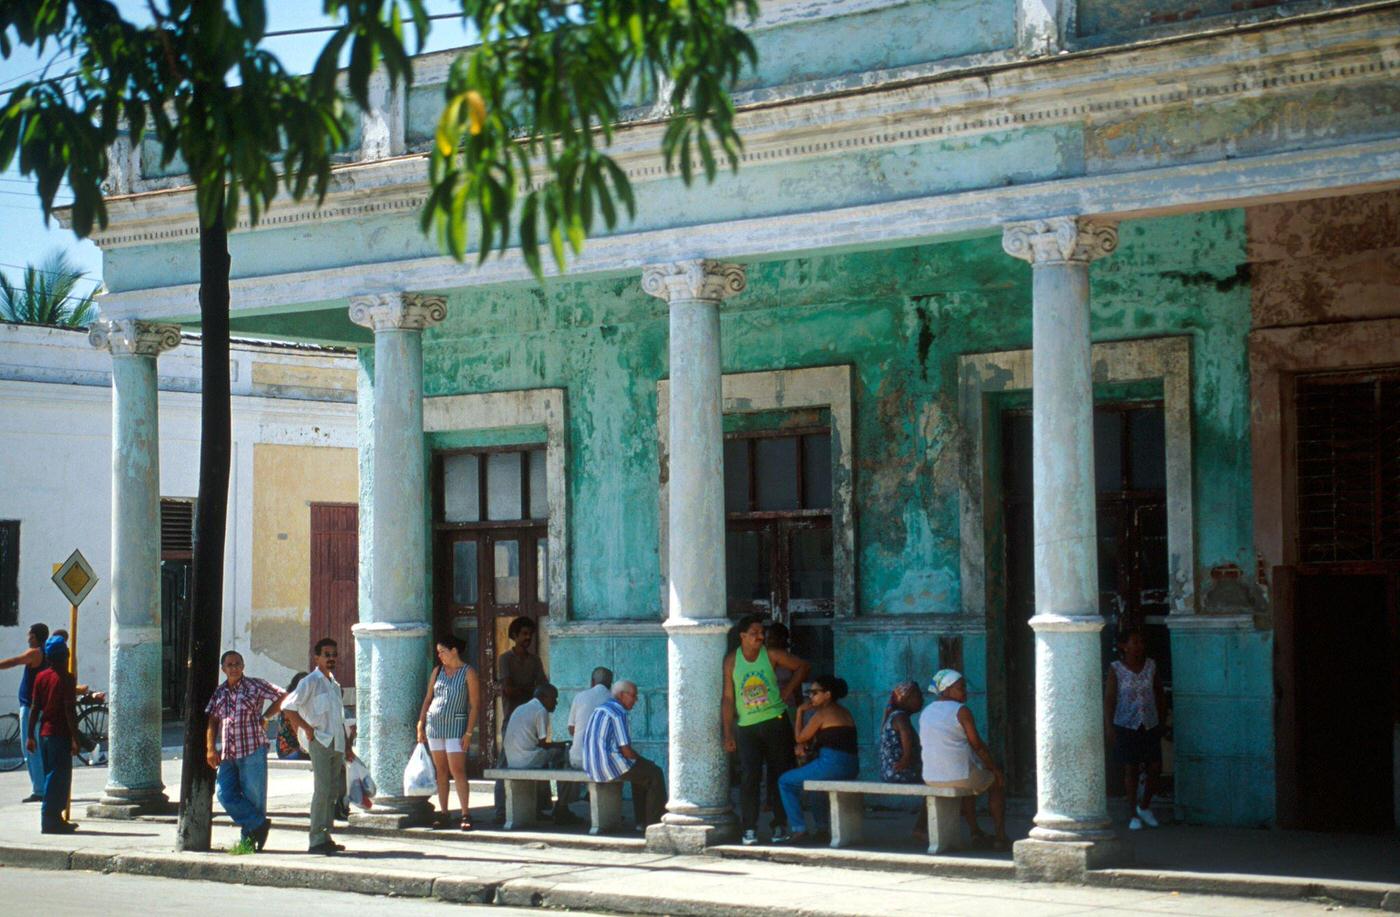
499;684;578;824
567;667;613;768
281;637;354;854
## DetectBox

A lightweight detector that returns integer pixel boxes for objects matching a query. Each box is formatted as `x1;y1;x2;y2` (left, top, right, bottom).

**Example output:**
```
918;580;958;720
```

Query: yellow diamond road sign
52;549;98;607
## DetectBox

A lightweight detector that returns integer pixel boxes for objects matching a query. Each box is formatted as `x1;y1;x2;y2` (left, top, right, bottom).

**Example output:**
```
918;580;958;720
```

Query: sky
0;1;477;303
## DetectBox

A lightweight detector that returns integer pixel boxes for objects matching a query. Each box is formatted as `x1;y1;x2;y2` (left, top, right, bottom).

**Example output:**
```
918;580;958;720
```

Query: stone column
1002;217;1128;879
642;260;747;853
88;319;181;818
347;292;446;827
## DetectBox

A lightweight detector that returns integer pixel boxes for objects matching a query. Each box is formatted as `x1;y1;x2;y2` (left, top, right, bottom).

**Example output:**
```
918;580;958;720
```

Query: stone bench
804;779;978;854
483;767;624;835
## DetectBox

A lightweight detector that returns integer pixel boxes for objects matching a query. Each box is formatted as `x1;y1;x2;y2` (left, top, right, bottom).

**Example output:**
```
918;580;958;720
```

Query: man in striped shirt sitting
580;680;667;830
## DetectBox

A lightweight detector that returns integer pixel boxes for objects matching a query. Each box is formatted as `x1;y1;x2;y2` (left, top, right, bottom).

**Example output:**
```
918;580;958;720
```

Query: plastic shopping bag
403;742;437;797
345;757;377;811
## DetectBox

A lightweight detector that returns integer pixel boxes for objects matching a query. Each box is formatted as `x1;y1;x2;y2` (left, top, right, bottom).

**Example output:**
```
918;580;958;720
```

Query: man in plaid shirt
205;650;288;851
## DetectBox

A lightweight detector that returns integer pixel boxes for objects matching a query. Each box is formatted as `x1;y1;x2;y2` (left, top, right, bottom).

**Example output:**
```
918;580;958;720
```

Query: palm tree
0;251;97;328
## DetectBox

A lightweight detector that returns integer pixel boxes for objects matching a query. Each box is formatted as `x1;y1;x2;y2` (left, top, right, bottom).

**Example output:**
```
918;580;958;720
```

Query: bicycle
0;712;23;771
75;696;108;767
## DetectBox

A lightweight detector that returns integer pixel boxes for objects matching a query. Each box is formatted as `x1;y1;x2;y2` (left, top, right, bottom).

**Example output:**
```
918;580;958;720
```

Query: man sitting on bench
919;669;1010;850
580;680;668;831
501;684;580;825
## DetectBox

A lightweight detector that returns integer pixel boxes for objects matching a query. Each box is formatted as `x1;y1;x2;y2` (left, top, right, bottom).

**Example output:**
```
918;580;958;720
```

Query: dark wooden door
310;503;359;687
159;560;192;718
1293;573;1394;830
159;499;194;718
1283;370;1400;830
1001;403;1171;798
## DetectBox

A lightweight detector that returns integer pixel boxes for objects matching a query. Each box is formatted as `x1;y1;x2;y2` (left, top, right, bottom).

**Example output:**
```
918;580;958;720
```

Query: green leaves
0;1;408;236
0;249;96;328
1;0;759;287
422;0;758;278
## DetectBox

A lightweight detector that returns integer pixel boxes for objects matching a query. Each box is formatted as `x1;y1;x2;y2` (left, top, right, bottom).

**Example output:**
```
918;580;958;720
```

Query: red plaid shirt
205;676;285;761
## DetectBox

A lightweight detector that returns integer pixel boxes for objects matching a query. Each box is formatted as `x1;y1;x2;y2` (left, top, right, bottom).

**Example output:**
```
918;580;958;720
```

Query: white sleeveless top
919;700;972;782
1111;658;1159;730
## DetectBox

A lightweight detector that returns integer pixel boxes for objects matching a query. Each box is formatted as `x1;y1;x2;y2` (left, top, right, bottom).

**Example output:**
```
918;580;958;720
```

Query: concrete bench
804;779;977;854
483;767;624;835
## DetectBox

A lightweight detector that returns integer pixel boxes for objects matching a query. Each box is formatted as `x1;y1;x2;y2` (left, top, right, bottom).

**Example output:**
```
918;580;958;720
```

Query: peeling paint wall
406;208;1261;819
250;443;359;672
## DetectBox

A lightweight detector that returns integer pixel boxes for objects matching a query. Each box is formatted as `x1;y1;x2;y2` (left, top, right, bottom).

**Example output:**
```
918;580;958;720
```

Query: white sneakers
1129;816;1144;831
741;829;758;845
1136;805;1160;828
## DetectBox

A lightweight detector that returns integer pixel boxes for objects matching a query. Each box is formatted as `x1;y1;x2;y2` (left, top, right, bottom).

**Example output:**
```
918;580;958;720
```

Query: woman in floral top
275;672;308;760
878;680;927;839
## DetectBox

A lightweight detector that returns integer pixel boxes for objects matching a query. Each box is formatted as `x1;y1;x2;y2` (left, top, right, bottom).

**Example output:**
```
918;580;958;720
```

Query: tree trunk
176;201;231;852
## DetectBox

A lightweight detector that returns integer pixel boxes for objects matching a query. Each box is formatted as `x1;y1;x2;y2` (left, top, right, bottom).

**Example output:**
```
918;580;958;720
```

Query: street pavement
0;866;614;916
0;758;1394;916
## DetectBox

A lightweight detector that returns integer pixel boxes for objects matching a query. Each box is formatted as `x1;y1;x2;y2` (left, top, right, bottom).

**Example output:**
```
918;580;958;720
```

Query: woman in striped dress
416;635;480;829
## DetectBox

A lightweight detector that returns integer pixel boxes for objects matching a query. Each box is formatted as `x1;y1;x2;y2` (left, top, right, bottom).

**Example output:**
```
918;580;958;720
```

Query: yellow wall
250;361;357;398
251;443;358;670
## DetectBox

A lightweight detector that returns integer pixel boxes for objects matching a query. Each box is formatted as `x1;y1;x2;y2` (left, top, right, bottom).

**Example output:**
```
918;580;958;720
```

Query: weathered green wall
401;208;1265;822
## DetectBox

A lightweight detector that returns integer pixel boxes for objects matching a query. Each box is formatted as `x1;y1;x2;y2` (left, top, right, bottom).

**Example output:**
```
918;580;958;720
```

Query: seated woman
921;669;1009;850
776;675;858;845
878;680;928;840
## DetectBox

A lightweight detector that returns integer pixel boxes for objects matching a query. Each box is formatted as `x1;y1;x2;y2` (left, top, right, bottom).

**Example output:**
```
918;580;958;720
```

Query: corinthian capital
1002;217;1118;265
89;319;182;357
348;293;448;332
641;260;747;305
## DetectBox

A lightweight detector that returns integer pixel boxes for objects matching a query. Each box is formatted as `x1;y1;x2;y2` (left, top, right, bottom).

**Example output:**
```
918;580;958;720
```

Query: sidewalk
0;760;1394;915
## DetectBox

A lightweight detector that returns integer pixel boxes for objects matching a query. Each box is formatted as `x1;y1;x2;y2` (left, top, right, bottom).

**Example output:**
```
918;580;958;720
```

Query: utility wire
0;259;101;282
0;52;80;93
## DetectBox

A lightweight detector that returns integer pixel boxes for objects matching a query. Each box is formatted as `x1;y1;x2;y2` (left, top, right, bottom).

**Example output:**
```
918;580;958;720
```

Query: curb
3;840;1396;915
0;842;492;906
493;877;814;917
1087;868;1400;911
712;843;1016;881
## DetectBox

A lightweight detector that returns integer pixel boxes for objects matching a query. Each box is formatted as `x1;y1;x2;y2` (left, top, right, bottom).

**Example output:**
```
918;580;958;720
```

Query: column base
87;786;175;820
1013;835;1133;882
348;795;433;829
646;820;737;854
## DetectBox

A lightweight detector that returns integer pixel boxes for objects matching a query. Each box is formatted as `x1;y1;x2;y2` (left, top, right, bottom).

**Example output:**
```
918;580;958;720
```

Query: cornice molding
82;9;1400;250
1002;217;1119;264
641;260;748;304
348;292;448;332
88;319;181;357
93;135;1400;322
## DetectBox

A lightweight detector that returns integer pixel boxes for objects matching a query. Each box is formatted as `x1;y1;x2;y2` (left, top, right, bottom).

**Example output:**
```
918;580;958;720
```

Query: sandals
460;815;473;832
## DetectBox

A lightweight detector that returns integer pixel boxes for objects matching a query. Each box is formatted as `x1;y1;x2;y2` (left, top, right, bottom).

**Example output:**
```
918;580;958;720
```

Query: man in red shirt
26;638;78;834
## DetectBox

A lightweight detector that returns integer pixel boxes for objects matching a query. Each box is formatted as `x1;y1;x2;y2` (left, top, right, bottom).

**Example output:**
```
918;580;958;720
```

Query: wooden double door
434;526;548;763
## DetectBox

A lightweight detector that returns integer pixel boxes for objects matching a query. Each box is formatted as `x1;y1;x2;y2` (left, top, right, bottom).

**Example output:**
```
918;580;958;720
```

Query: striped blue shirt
581;698;633;782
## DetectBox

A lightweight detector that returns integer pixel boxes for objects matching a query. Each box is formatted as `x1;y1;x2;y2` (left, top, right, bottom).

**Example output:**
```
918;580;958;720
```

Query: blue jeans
20;706;45;796
39;734;72;830
778;748;859;834
216;745;269;837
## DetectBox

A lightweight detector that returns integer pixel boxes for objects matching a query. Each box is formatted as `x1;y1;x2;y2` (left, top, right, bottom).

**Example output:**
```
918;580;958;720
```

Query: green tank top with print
732;646;787;728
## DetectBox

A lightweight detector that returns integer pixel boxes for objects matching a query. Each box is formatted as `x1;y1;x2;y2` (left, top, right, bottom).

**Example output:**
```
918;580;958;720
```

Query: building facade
77;0;1399;864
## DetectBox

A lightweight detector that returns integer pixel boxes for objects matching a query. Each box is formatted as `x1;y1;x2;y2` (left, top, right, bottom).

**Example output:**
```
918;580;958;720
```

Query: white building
0;321;358;720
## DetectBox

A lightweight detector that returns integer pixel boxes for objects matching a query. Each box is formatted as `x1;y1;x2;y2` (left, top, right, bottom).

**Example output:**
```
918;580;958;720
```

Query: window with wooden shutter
160;499;195;560
1295;371;1400;564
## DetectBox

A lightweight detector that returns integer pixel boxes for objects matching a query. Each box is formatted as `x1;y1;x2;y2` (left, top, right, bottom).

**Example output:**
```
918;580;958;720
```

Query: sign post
51;549;98;825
